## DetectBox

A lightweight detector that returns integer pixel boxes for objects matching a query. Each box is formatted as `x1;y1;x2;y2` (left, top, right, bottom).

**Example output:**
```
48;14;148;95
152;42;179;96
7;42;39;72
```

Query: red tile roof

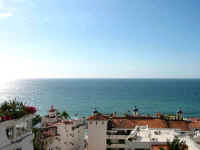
48;105;56;112
49;108;56;112
189;121;200;129
152;144;188;150
112;118;168;129
87;114;197;131
87;114;109;120
168;121;190;131
62;120;73;124
152;145;168;150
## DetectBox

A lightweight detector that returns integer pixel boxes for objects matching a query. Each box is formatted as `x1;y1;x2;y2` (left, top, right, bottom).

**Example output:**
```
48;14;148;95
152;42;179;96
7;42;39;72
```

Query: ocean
0;79;200;117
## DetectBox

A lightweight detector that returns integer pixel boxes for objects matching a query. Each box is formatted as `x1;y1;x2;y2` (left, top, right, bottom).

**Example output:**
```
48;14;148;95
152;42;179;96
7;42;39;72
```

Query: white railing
107;143;127;148
107;135;128;139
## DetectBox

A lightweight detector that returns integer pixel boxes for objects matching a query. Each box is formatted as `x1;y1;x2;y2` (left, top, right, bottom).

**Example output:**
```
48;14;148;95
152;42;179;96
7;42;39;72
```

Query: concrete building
87;108;200;150
39;106;85;150
0;112;35;150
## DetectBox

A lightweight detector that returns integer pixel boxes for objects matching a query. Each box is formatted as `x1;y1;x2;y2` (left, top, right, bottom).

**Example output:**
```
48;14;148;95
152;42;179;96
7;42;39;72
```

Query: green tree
61;111;69;119
32;115;41;126
160;136;187;150
56;110;70;119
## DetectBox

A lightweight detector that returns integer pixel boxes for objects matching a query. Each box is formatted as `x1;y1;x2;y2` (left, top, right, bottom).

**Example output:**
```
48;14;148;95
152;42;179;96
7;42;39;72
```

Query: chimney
156;112;161;118
113;112;117;117
133;105;139;116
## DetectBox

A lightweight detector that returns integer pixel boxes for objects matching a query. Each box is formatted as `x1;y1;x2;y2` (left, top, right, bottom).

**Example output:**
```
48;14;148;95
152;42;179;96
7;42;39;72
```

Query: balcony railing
107;130;131;135
11;131;33;144
106;143;127;148
107;134;128;139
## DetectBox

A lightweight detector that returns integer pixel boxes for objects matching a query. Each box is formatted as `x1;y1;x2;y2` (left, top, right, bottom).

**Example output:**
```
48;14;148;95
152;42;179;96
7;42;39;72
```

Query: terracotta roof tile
152;144;188;150
152;145;168;150
189;122;200;129
87;114;109;120
112;118;168;129
168;121;190;131
48;108;56;112
87;115;193;131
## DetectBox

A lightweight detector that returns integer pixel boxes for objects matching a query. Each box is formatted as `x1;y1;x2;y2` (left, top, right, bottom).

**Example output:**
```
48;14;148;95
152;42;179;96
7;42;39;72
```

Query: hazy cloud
0;0;38;20
0;0;13;19
0;0;5;10
0;12;12;18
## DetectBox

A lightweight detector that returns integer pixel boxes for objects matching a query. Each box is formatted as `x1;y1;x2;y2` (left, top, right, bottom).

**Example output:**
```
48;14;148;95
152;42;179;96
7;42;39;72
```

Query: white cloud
0;0;4;10
0;12;12;18
0;0;13;19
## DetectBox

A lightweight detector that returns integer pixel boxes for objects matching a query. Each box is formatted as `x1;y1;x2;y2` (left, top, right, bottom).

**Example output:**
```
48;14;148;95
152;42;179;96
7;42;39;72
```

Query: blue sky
0;0;200;80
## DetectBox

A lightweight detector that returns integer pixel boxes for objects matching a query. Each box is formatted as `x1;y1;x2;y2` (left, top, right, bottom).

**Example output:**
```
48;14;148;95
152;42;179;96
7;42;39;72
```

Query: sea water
0;79;200;117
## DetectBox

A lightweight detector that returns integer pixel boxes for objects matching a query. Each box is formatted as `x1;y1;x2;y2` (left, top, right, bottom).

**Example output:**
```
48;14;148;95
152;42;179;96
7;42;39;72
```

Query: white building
87;108;200;150
0;114;35;150
40;106;85;150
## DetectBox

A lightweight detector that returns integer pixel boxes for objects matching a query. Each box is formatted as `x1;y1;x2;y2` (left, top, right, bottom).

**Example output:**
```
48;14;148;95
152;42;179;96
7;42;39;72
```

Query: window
106;139;111;145
118;139;125;144
26;120;32;129
96;121;98;125
55;147;61;150
6;127;14;139
13;148;22;150
107;120;112;130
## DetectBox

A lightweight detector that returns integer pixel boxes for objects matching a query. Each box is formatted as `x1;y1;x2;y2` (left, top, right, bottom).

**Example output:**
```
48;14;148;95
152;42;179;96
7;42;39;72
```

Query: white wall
88;120;107;150
45;120;85;150
0;114;34;150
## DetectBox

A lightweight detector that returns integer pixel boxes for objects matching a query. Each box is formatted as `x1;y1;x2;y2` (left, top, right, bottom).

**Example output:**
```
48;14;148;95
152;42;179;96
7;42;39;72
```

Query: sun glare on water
0;75;16;87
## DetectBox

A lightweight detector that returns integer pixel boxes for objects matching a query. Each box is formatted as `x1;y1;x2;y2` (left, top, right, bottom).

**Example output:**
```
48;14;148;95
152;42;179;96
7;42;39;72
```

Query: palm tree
61;111;69;119
56;110;70;119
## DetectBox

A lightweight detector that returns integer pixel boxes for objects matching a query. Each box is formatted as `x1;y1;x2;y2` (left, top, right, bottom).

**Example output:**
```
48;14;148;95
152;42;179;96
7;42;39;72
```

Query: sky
0;0;200;81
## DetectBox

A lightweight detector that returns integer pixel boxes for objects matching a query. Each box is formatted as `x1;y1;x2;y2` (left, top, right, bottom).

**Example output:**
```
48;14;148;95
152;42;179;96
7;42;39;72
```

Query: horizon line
14;77;200;80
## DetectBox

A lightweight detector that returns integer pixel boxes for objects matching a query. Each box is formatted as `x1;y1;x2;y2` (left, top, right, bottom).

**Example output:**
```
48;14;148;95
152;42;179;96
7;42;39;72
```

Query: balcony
107;130;131;135
106;143;127;148
106;139;126;148
107;135;128;139
11;131;33;144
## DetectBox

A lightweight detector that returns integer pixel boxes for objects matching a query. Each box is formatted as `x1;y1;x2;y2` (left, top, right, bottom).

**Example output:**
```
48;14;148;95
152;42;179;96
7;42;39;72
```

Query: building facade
39;106;85;150
0;114;35;150
87;108;200;150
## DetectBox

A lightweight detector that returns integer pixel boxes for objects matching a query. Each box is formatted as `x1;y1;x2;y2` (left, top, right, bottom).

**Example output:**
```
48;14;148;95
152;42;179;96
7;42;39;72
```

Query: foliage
0;99;36;121
61;111;69;119
32;115;41;126
32;127;54;150
106;139;112;145
57;110;70;119
160;136;188;150
32;128;43;150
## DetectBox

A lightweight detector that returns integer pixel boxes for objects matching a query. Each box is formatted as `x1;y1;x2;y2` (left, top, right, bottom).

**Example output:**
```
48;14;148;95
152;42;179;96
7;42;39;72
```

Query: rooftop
87;114;109;120
87;113;200;131
127;127;181;143
152;145;169;150
112;118;168;129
